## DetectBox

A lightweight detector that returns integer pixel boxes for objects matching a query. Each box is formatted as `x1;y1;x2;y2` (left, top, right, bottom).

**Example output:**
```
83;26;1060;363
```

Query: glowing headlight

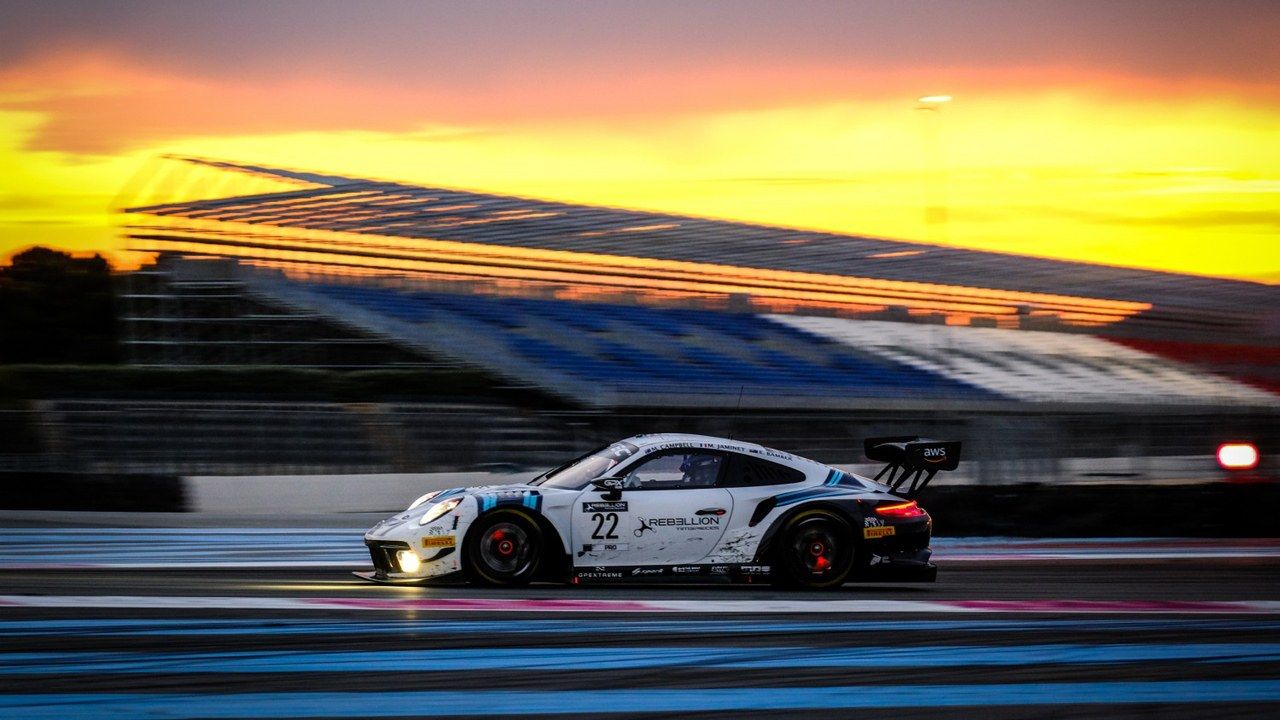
418;497;462;525
396;550;422;574
407;491;442;512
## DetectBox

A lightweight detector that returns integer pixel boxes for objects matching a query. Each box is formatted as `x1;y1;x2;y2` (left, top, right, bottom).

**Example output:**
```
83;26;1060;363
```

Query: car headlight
396;550;422;574
418;497;462;525
407;491;442;512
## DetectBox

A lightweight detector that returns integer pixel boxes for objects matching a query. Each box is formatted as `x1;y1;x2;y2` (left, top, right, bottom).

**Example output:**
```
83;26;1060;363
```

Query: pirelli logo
422;536;457;548
863;526;896;539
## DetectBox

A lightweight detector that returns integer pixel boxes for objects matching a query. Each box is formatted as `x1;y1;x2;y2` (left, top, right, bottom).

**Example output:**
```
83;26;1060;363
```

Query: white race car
359;433;956;589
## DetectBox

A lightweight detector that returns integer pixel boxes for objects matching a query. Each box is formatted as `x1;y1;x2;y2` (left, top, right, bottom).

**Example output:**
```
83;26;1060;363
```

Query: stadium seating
302;283;998;402
770;315;1278;406
255;281;1280;408
1107;338;1280;394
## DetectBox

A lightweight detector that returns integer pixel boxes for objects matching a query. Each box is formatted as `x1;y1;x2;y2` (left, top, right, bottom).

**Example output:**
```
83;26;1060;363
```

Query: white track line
2;551;1277;569
2;595;1279;614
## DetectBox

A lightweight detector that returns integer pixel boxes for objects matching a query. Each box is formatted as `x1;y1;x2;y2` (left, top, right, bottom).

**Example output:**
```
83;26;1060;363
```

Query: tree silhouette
0;247;119;364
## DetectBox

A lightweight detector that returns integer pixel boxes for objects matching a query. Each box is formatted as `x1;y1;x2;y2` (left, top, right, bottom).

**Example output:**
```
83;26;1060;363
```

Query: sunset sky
1;0;1277;281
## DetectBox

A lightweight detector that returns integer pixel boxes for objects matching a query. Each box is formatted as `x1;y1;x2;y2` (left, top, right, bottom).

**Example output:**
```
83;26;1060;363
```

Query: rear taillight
875;500;925;519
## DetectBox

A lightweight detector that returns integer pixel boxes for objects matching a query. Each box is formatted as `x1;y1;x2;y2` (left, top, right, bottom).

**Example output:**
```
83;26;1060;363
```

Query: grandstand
772;315;1276;407
115;157;1278;411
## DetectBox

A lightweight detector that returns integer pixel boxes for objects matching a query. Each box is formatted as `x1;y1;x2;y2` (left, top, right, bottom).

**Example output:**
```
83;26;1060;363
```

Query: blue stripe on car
773;487;860;507
479;491;541;513
774;488;832;506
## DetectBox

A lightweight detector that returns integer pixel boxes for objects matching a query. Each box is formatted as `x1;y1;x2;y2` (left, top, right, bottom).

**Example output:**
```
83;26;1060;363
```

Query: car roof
622;433;815;468
624;433;762;450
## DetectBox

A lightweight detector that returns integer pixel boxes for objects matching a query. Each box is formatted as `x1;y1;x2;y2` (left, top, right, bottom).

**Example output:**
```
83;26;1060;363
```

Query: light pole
915;95;952;245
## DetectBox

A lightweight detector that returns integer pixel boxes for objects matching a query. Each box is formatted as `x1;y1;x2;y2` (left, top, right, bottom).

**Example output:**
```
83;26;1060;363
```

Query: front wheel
774;509;856;589
465;509;543;586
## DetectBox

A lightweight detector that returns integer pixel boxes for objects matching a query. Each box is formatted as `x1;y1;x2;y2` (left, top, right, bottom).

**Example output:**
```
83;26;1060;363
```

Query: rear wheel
465;510;543;586
774;509;856;589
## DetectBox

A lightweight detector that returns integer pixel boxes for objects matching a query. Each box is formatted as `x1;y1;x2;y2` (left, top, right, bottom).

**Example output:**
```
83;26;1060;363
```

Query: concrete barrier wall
838;455;1236;486
184;471;540;515
3;468;1276;537
189;456;1239;516
0;472;186;512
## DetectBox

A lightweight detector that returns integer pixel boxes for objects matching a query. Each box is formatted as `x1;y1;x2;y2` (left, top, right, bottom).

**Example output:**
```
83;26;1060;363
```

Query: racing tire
464;509;544;587
773;509;856;590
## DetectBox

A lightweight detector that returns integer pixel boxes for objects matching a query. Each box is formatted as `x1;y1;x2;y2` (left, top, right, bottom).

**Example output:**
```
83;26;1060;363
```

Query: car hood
385;482;570;524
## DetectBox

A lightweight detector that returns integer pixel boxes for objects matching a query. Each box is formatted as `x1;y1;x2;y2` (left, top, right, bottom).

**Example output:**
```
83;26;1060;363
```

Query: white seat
767;315;1278;406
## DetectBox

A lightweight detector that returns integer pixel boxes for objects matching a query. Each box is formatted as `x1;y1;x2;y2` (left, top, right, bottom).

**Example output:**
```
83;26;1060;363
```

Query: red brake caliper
809;540;830;571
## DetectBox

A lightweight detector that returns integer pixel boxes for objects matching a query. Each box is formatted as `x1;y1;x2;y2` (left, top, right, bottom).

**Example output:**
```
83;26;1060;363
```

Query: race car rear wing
864;436;961;498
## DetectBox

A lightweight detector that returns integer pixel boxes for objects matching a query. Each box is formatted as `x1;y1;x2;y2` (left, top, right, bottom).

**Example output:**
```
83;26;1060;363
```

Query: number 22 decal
591;512;619;539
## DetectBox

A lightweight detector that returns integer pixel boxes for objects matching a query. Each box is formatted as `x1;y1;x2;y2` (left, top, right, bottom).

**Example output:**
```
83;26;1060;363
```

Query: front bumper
366;539;412;577
361;538;462;584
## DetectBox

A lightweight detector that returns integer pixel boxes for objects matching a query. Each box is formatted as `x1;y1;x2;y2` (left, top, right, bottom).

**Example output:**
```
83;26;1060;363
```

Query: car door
573;449;733;566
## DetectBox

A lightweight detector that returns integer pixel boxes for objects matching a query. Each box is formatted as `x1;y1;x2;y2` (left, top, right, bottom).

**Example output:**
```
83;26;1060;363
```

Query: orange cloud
4;48;1278;155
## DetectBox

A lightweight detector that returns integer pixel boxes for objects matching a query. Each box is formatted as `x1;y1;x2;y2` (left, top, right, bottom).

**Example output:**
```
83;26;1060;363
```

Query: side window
720;454;807;487
623;451;723;490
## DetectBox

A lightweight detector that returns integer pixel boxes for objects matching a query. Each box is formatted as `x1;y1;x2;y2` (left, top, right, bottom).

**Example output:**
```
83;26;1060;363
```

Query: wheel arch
752;499;865;564
463;506;570;582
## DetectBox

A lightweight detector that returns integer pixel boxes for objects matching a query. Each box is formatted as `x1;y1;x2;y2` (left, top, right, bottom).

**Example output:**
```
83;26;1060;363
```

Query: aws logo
922;447;948;462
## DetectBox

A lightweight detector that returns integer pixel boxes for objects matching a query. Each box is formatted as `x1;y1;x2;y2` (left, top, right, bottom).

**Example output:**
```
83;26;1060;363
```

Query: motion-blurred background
1;1;1276;531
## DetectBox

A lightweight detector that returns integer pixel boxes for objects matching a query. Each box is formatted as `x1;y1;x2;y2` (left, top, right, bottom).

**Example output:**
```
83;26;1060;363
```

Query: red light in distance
1217;443;1259;471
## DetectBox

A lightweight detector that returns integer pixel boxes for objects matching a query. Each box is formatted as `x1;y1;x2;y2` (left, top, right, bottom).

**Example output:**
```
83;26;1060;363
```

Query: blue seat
303;282;998;400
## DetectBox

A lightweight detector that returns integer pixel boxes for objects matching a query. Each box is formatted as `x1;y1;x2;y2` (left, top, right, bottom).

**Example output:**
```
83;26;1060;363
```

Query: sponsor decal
710;565;731;575
864;517;885;528
671;565;703;574
922;447;948;462
631;567;664;576
863;526;896;539
645;516;721;530
738;565;771;575
581;543;630;554
604;443;635;460
647;441;757;456
422;535;457;548
633;518;655;537
595;477;624;491
576;571;623;580
583;501;628;513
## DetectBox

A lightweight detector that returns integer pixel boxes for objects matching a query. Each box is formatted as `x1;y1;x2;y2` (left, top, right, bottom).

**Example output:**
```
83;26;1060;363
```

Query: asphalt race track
1;530;1279;719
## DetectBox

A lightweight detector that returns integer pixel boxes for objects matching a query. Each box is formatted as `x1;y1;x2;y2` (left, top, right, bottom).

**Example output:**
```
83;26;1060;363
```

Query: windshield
533;441;639;490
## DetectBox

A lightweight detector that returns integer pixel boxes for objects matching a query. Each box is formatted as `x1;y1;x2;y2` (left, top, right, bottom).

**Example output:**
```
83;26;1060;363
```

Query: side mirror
591;476;624;500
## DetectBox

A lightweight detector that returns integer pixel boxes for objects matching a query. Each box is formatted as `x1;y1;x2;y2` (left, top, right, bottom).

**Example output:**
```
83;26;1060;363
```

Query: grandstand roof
122;157;1278;340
